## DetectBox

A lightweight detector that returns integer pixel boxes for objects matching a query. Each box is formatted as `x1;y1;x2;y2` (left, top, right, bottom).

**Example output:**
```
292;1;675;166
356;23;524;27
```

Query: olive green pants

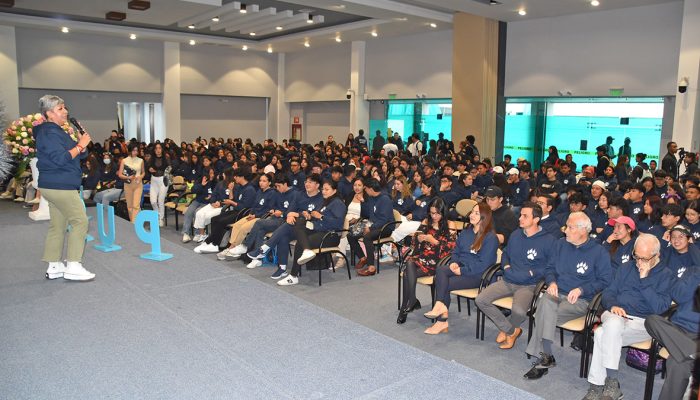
40;188;88;263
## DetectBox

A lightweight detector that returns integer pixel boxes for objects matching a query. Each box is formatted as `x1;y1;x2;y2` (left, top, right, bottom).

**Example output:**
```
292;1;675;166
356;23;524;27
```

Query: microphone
68;117;85;134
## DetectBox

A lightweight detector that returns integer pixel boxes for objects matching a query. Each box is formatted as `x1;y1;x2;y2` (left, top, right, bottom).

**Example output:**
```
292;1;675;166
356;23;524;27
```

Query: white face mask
103;159;111;165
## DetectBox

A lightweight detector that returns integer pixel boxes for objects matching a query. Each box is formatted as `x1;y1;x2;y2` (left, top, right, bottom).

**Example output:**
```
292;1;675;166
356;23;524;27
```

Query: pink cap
607;216;636;231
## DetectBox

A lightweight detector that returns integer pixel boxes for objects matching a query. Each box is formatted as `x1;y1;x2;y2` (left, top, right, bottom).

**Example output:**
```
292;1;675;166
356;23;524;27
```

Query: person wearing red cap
603;216;637;271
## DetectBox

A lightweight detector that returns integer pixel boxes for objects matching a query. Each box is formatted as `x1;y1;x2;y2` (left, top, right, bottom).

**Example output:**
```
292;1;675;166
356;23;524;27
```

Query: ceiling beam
259;18;389;45
177;0;240;27
254;15;324;36
222;9;292;32
207;6;272;30
238;11;307;34
341;0;453;23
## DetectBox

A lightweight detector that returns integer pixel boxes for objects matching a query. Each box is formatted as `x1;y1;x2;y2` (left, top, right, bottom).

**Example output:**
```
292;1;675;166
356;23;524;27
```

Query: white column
162;42;181;144
672;0;700;152
350;41;369;135
275;52;290;143
0;25;20;121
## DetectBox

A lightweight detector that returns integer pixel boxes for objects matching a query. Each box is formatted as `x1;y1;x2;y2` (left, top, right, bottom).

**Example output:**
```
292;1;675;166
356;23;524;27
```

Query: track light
304;41;310;47
518;9;527;16
61;26;69;33
188;24;195;29
307;15;314;24
371;31;378;37
240;4;247;13
429;22;437;28
212;16;219;22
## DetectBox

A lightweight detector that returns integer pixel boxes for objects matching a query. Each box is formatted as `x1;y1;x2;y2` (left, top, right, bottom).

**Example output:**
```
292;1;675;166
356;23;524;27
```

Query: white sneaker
217;248;233;261
296;249;317;265
277;275;299;286
159;219;164;227
194;242;219;254
246;259;262;269
0;192;12;199
28;197;40;204
196;234;208;243
14;196;24;202
63;262;95;281
230;244;248;256
182;233;192;243
46;261;66;279
333;256;346;269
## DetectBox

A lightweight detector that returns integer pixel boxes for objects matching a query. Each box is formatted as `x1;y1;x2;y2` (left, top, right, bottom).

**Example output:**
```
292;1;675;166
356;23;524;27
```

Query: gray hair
39;95;64;118
635;232;661;256
568;211;592;233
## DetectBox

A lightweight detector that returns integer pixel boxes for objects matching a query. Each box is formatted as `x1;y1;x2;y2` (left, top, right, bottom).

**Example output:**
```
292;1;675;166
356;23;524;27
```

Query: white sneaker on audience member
277;275;299;286
296;249;316;265
333;255;346;269
217;248;234;261
230;244;247;256
196;234;208;243
63;262;95;281
27;197;40;204
14;196;24;202
45;261;66;280
182;233;192;243
194;243;219;254
0;192;12;199
246;259;262;269
159;219;164;227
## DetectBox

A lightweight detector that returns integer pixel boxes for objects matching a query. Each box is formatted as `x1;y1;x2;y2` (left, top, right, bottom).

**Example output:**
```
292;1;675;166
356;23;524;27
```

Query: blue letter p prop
134;210;173;261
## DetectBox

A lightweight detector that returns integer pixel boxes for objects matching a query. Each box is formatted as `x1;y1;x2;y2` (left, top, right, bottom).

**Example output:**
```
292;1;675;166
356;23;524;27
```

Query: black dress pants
206;209;240;247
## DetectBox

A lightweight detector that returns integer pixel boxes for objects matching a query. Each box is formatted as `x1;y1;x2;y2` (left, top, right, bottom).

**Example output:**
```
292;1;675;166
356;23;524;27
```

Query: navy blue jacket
510;180;530;207
290;190;324;214
232;182;256;211
558;173;576;188
191;179;217;204
452;228;499;276
669;267;700;334
287;171;306;190
454;183;476;199
603;238;636;271
438;188;461;209
412;194;435;221
662;245;700;280
209;182;230;204
501;228;554;285
251;188;280;218
601;261;673;317
540;214;563;238
36;122;86;190
629;201;644;221
314;197;347;232
338;178;354;199
474;174;493;193
393;194;416;216
545;239;613;301
362;193;394;228
276;187;298;216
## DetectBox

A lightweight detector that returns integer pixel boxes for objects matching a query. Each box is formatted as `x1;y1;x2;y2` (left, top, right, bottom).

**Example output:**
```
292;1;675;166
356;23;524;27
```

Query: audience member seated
181;167;216;242
603;216;637;272
661;225;700;279
192;168;233;244
484;185;518;245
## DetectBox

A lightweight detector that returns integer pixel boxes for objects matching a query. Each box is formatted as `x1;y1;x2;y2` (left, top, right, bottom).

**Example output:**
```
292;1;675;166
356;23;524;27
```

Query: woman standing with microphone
35;95;95;281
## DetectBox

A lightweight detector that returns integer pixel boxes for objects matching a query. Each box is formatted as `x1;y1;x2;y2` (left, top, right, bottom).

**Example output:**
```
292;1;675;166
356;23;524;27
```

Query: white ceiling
0;0;680;53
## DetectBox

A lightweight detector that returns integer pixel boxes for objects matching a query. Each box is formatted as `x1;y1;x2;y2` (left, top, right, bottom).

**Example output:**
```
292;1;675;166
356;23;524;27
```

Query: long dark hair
639;195;662;224
471;202;494;252
321;179;340;206
609;225;638;255
424;197;450;237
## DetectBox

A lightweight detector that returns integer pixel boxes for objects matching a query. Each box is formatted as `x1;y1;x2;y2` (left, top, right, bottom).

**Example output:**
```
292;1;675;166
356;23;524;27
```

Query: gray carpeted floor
0;201;665;399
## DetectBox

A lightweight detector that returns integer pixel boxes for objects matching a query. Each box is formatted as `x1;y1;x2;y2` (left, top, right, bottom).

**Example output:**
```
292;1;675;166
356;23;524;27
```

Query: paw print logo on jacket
516;188;521;194
621;254;630;264
526;248;537;260
677;266;687;278
259;198;265;205
307;204;316;211
576;262;589;275
293;179;298;186
694;232;700;241
633;207;641;215
397;198;404;205
283;200;289;209
238;193;243;200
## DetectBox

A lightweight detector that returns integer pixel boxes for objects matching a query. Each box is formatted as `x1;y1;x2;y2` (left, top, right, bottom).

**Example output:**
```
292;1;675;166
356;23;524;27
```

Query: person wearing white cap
492;166;504;175
589;180;607;211
507;167;529;215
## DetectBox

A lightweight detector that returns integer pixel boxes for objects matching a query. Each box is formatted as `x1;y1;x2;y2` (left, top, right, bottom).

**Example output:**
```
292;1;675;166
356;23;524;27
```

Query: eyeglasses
632;253;658;263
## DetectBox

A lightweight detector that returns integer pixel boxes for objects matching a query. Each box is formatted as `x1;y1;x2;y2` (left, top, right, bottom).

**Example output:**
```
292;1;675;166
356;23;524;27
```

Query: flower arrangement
3;113;77;177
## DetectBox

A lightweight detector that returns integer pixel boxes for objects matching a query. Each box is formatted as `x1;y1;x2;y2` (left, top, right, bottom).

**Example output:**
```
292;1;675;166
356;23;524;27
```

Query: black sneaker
535;353;556;369
523;363;548;380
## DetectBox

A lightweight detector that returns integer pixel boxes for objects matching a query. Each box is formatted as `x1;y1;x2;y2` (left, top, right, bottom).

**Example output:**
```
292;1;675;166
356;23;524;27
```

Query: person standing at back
662;141;679;181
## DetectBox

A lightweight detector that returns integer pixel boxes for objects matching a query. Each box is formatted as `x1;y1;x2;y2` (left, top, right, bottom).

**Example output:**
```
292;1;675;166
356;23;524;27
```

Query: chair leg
430;284;436;308
457;297;461;313
398;268;402;310
643;342;659;400
560;329;564;347
527;317;534;359
467;299;471;316
579;331;587;378
480;310;486;340
475;306;480;339
342;254;351;281
376;245;381;274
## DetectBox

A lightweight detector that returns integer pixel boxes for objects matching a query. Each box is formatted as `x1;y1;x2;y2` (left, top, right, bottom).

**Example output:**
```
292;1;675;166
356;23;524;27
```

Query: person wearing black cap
596;145;612;177
602;136;616;161
617;137;632;164
484;185;518;245
662;225;700;280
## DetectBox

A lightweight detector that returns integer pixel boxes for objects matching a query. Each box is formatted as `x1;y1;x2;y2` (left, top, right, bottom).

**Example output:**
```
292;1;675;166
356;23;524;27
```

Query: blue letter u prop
93;204;122;252
134;210;173;261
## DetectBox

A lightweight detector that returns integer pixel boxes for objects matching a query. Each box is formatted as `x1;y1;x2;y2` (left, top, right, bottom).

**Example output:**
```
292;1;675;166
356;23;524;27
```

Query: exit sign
609;88;624;96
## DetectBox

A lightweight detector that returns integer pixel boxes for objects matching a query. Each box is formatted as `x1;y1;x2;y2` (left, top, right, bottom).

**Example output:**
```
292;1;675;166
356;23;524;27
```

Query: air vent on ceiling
128;0;151;11
106;11;127;21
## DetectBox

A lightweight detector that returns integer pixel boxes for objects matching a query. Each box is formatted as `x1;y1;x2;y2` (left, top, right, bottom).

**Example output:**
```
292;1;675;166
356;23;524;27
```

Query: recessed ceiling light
129;33;136;40
188;24;195;29
489;0;501;4
249;32;256;36
242;45;248;51
189;39;196;45
61;26;69;33
335;36;342;43
518;9;527;16
394;17;408;21
304;41;310;47
240;4;247;13
307;15;314;24
371;31;378;37
429;22;437;28
591;0;600;6
267;46;273;53
212;16;219;22
276;26;283;31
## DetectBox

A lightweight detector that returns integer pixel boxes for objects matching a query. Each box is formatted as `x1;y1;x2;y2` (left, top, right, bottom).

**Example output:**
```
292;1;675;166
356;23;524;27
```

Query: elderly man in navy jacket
524;211;612;380
645;266;700;400
476;202;553;350
583;233;673;400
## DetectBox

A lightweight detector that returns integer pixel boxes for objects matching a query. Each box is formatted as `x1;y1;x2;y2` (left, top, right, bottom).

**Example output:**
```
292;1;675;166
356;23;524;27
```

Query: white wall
505;2;683;97
19;88;162;144
285;43;351;102
180;95;268;143
16;28;163;93
366;29;452;100
297;101;349;145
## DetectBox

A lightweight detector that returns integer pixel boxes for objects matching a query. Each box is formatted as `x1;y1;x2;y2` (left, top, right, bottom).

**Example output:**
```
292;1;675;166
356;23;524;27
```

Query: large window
369;99;452;149
503;97;664;171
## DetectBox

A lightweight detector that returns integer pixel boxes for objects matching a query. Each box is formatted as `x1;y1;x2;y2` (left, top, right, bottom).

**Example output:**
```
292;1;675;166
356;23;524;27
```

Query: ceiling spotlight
189;39;196;45
518;9;527;16
188;24;195;29
240;4;247;13
212;16;219;22
591;0;600;6
249;32;256;36
276;26;283;31
61;26;69;33
129;33;137;40
429;22;437;28
242;45;248;51
267;46;273;53
307;15;314;24
304;41;310;47
489;0;501;4
335;36;342;43
371;31;378;37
